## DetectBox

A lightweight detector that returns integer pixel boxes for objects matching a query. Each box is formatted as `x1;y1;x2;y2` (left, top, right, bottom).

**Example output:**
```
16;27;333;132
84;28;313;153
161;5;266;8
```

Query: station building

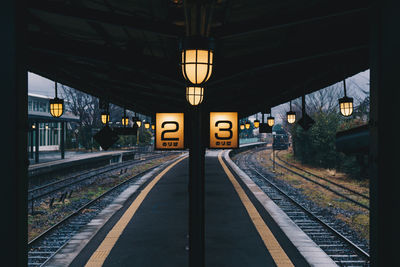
27;93;79;160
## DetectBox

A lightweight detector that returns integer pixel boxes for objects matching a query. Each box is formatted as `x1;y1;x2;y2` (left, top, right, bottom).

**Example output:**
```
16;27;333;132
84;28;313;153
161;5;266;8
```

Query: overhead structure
27;0;369;117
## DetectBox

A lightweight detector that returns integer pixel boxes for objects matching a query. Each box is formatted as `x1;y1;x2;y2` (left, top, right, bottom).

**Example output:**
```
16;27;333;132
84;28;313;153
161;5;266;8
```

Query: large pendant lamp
49;82;64;118
339;79;354;117
180;37;214;85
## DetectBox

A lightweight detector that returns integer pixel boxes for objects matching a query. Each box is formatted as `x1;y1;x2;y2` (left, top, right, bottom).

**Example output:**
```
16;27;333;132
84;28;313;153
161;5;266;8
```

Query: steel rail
28;153;169;202
275;151;369;200
27;160;164;249
250;166;370;261
269;153;369;210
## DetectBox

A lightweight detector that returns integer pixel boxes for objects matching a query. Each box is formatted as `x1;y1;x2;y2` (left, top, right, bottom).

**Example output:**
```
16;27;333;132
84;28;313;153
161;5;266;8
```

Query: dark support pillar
370;1;400;266
0;0;28;266
188;107;205;267
35;122;39;163
30;128;34;159
61;121;65;159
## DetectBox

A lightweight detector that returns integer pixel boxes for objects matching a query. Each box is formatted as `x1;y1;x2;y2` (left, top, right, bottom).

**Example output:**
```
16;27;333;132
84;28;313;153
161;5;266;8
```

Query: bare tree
61;85;102;149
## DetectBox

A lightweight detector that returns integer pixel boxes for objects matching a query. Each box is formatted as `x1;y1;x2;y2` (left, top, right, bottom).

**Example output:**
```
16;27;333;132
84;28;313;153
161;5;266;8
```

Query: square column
370;1;400;266
0;1;28;266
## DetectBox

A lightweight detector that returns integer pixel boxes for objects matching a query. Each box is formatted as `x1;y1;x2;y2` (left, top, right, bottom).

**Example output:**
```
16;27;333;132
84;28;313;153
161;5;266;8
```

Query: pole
188;106;205;267
273;145;275;172
35;122;39;163
30;127;34;159
61;121;65;159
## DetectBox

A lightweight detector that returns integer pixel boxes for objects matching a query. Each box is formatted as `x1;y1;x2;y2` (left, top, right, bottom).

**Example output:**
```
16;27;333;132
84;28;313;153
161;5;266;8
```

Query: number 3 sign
155;113;184;150
209;112;238;149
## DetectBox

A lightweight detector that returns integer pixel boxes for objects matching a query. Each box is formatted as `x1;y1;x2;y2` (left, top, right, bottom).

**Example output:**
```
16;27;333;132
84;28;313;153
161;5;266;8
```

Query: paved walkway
68;153;312;267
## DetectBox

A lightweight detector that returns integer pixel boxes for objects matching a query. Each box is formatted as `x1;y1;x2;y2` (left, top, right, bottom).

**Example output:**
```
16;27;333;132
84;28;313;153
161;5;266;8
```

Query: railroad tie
49;197;55;208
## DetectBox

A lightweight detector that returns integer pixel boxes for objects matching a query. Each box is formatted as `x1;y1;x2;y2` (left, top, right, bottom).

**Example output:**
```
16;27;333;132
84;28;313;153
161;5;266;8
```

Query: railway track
27;155;184;267
28;152;174;208
270;150;369;210
235;150;370;266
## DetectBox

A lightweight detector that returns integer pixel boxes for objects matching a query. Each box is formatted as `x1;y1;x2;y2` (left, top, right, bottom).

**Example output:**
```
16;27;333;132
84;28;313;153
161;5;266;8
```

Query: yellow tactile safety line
85;155;188;267
218;152;294;267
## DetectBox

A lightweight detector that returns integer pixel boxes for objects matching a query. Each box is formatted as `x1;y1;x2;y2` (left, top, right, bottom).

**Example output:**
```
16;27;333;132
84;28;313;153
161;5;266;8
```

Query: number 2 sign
155;113;184;150
209;112;238;149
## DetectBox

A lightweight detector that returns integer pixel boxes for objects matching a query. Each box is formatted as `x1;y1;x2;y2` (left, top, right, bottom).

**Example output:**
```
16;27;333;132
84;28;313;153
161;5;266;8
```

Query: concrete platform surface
56;150;331;267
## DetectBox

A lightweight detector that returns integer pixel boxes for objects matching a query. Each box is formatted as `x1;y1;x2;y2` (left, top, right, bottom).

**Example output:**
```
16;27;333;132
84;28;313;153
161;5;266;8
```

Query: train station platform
46;148;336;267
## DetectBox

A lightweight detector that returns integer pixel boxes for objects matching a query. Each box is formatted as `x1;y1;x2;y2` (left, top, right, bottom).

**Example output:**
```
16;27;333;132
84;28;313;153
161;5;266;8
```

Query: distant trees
279;79;369;179
61;85;152;150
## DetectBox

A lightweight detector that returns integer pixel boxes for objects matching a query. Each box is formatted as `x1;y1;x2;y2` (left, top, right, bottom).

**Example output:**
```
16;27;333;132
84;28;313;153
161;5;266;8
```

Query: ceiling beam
29;1;182;38
216;6;369;40
28;32;184;87
208;44;368;86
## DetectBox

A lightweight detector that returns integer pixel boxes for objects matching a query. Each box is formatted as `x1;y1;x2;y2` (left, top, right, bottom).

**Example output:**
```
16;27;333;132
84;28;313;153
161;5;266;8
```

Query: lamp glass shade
287;111;296;124
122;117;129;126
181;49;213;84
186;86;204;106
101;112;110;125
254;120;260;128
267;116;275;127
32;124;36;129
49;98;64;118
245;122;251;129
144;122;150;129
339;97;353;116
151;124;155;130
240;124;245;130
136;120;142;127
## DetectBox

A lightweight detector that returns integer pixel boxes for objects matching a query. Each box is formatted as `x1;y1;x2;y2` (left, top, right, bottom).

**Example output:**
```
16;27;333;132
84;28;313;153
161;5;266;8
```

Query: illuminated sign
155;113;184;150
209;112;238;149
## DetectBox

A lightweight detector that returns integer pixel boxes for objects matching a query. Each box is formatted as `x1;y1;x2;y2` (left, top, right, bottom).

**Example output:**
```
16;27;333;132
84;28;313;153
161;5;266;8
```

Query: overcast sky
28;69;370;121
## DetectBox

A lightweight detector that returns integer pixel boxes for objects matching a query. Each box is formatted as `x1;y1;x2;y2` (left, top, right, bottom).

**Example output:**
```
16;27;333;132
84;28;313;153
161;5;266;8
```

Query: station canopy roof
28;0;369;117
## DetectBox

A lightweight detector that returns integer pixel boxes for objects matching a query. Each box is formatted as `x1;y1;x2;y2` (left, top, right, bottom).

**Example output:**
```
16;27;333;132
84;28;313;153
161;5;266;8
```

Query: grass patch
247;149;370;242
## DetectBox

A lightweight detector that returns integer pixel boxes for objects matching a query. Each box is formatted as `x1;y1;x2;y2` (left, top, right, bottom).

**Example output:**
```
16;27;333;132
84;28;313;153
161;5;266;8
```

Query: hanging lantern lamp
49;82;64;118
287;100;296;124
339;79;353;117
144;121;150;129
267;108;275;127
254;113;260;128
180;37;214;85
101;111;110;125
245;121;251;129
240;123;245;130
122;108;129;126
186;86;204;106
